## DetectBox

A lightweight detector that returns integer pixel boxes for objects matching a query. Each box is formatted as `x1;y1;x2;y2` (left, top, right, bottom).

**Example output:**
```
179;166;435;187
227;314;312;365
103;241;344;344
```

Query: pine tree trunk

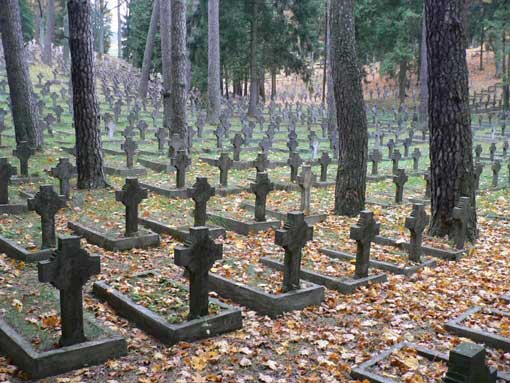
271;68;276;100
207;0;221;123
248;2;258;117
63;5;70;66
398;59;407;106
326;0;337;134
331;0;368;216
160;0;173;131
418;8;428;132
98;0;105;57
0;0;41;148
117;0;122;58
170;0;187;147
43;0;56;65
503;31;509;111
426;0;476;240
139;0;160;99
259;69;265;103
68;0;106;189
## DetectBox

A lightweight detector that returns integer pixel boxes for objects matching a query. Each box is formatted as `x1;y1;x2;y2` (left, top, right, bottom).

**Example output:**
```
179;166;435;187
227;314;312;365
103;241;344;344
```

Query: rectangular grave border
373;235;464;261
0;316;127;380
260;257;387;294
137;158;174;173
139;217;225;242
445;306;510;352
0;234;52;262
0;203;28;214
9;176;45;185
68;221;160;251
139;182;188;198
208;273;324;318
102;148;124;156
320;248;436;277
93;281;242;346
207;213;280;236
103;166;147;177
239;202;328;225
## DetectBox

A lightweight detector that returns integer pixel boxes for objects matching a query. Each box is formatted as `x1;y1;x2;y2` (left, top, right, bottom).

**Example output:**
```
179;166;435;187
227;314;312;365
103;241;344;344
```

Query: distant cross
489;143;496;162
405;204;429;262
137;120;148;141
168;133;186;158
231;133;244;161
0;158;16;204
492;160;501;188
412;148;421;172
474;162;484;190
403;137;412;157
393;169;408;203
387;139;395;159
28;185;67;249
452;197;471;250
424;171;431;198
318;152;331;182
155;128;168;152
13;141;35;177
475;145;483;162
275;212;313;292
215;152;233;187
297;165;316;215
350;211;380;279
253;152;270;173
288;151;303;183
187;177;215;226
50;158;76;200
121;136;138;169
38;237;100;347
368;149;382;176
259;137;271;154
174;227;222;320
115;178;148;237
250;172;274;222
172;150;191;189
287;137;298;153
390;149;402;175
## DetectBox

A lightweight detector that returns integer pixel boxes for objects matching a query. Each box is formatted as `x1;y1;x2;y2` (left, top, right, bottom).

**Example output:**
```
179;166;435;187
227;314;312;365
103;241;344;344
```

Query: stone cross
231;133;244;162
350;211;380;279
288;152;303;182
318;152;331;182
253;152;270;173
121;136;138;169
452;197;471;250
187;177;215;226
369;149;382;176
393;169;408;203
155;127;168;152
403;137;412;157
474;162;484;190
391;149;402;175
0;158;16;205
475;145;483;162
50;158;76;199
115;178;148;237
13;141;35;177
492;160;501;187
297;165;316;215
412;148;421;172
250;172;274;222
172;150;191;189
489;143;496;162
38;237;100;347
424;171;431;198
442;343;497;383
404;204;429;262
275;212;313;292
174;227;222;319
137;120;148;141
28;185;67;249
215;152;233;187
387;139;395;159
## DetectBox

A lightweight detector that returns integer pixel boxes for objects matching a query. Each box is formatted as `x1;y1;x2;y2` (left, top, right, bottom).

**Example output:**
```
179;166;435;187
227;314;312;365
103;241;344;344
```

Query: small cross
288;152;303;182
297;165;316;215
275;212;313;292
350;211;380;279
405;204;429;262
155;128;168;152
115;178;148;237
0;158;17;204
250;172;274;222
13;141;35;177
253;152;269;173
172;150;191;189
121;136;138;169
187;177;215;226
391;149;402;175
318;152;331;182
38;237;100;347
492;160;501;188
174;227;222;320
28;185;67;249
452;197;471;250
231;133;244;162
369;149;382;175
50;158;77;200
412;148;421;171
215;152;233;187
393;169;408;203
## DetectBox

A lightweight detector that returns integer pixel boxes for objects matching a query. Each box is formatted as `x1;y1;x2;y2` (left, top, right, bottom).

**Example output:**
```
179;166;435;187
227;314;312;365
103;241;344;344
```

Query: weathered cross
187;177;215;226
297;165;316;216
404;203;429;262
155;127;168;152
318;152;331;182
50;158;77;200
393;169;408;203
452;197;471;250
390;149;402;175
474;162;484;190
115;178;148;237
174;227;222;320
0;158;16;205
231;133;244;162
38;237;100;347
412;148;421;172
350;211;380;279
275;212;313;292
253;152;270;173
288;151;303;183
172;150;191;189
492;160;501;188
122;136;138;169
368;149;382;176
28;185;67;249
13;141;35;177
215;152;233;187
250;172;274;222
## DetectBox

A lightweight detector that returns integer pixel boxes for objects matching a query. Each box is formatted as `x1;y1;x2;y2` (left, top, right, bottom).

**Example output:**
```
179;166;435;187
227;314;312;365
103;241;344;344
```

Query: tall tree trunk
0;0;41;148
418;8;428;133
322;0;328;105
43;0;56;65
170;0;188;147
98;0;105;57
63;5;70;67
224;66;229;99
207;0;221;123
326;0;337;134
503;31;509;111
463;0;470;45
331;0;368;216
259;69;265;103
271;68;277;100
426;0;476;240
479;16;484;71
139;0;160;99
68;0;106;189
160;0;172;131
38;15;45;48
117;0;122;58
248;1;258;117
398;59;407;106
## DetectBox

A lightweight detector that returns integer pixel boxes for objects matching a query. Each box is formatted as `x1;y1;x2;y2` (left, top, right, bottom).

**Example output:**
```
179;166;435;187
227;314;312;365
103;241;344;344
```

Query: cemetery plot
445;307;510;352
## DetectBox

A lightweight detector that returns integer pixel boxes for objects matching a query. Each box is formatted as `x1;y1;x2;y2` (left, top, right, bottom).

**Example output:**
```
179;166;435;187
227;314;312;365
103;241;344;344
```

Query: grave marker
115;178;148;237
404;204;429;262
350;211;380;279
250;172;274;222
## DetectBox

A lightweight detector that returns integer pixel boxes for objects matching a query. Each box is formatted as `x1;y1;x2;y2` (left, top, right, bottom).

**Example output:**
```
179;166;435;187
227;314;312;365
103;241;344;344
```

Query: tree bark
271;68;277;100
139;0;160;99
117;0;122;58
326;0;337;134
331;0;368;216
426;0;476;240
503;31;509;112
248;1;258;117
0;0;41;148
63;4;70;67
98;0;105;56
43;0;56;65
68;0;106;189
170;0;188;147
160;0;172;131
207;0;221;123
418;8;428;133
398;59;407;106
